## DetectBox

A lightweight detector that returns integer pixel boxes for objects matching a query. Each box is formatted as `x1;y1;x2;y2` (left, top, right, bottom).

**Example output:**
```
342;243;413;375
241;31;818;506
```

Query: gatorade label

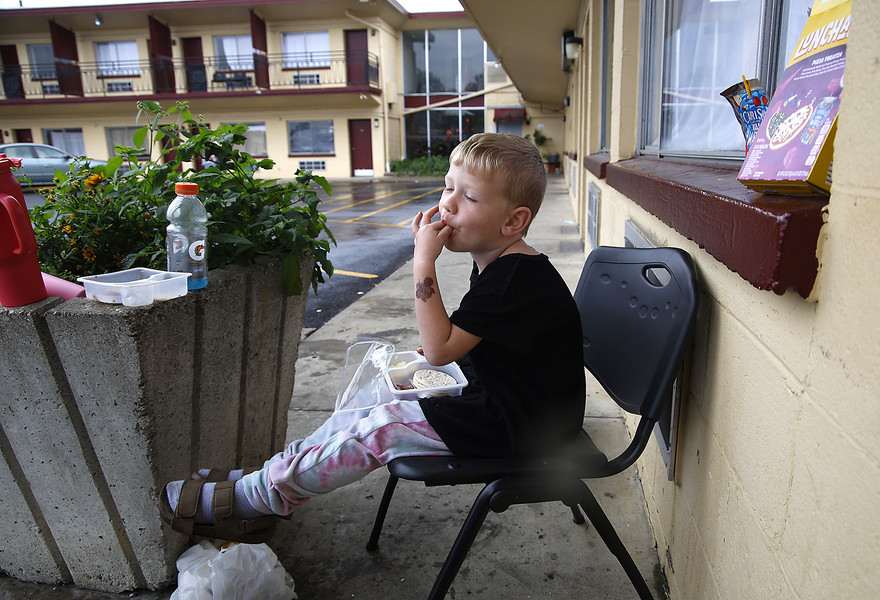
188;240;206;261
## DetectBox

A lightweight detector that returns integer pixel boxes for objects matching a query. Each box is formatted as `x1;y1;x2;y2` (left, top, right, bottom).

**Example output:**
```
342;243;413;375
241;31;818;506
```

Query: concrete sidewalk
0;176;664;599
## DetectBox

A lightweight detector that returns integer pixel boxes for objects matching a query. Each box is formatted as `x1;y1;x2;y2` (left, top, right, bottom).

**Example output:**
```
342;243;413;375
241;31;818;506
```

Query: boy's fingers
423;205;440;223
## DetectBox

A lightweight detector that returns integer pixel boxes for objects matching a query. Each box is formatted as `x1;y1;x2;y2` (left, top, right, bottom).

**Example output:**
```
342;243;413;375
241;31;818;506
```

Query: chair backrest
573;246;699;422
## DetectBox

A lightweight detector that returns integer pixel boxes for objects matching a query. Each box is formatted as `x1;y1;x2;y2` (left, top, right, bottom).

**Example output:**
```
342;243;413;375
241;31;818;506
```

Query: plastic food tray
77;268;190;307
384;351;467;400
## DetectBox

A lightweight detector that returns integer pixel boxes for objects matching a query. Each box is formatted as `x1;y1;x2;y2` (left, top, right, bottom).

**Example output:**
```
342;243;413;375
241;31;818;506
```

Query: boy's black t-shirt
418;253;585;458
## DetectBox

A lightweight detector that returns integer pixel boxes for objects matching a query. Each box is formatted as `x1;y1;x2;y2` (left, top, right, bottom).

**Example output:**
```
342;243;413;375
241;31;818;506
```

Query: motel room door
348;119;374;177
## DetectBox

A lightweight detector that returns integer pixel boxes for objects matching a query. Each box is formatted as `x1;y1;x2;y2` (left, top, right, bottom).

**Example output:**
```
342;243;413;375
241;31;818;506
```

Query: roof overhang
459;0;581;109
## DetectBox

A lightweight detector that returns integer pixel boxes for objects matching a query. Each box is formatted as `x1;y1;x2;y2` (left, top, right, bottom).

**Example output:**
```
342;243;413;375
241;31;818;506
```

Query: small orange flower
82;248;96;261
84;173;105;188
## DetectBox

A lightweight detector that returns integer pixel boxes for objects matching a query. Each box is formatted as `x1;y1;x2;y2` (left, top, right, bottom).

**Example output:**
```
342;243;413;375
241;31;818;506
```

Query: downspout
346;10;393;173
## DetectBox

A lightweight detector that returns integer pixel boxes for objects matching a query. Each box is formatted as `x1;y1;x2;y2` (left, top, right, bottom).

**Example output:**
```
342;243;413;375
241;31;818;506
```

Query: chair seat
388;429;608;486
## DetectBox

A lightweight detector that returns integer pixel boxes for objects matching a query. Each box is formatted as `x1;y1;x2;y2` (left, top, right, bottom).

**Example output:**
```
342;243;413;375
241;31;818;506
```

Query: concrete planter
0;258;311;592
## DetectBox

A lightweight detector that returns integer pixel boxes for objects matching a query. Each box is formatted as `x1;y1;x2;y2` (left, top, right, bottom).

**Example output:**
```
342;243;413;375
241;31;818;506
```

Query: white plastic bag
333;339;395;414
170;540;297;600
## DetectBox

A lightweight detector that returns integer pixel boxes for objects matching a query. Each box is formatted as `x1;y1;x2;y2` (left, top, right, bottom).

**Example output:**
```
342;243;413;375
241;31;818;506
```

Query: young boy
160;133;585;543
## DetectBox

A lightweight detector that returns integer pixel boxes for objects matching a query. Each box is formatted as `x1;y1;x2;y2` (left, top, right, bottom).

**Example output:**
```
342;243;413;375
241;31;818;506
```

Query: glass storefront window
461;29;484;93
402;31;426;94
402;28;488;157
428;30;458;93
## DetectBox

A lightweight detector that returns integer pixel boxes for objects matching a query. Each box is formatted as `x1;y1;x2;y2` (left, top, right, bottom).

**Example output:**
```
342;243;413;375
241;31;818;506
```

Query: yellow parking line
334;269;378;279
322;188;413;213
348;187;442;222
327;219;410;228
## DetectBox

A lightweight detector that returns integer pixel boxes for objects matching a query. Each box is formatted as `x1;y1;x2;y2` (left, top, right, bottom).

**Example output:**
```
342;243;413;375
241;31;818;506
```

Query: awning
493;108;526;122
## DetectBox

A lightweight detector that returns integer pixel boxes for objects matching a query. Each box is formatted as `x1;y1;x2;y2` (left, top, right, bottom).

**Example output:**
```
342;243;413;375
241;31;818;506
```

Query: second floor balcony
0;51;380;102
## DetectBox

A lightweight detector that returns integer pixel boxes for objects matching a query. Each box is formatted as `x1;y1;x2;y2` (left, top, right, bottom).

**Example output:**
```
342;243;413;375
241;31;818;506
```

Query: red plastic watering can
0;154;47;307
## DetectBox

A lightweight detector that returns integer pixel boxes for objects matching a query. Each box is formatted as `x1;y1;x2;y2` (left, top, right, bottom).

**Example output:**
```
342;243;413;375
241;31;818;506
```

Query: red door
148;15;175;93
345;29;368;86
182;37;206;92
348;119;373;176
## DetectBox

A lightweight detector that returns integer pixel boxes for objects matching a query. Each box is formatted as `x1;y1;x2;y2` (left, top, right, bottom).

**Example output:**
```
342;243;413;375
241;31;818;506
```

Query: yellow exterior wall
0;13;401;180
565;0;880;597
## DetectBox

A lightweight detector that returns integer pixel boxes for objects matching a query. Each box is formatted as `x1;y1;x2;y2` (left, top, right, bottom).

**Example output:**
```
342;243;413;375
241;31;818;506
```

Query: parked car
0;142;107;186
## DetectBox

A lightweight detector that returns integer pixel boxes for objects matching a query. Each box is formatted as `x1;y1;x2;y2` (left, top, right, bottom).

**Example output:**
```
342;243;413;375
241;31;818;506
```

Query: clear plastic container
77;268;190;307
384;351;468;400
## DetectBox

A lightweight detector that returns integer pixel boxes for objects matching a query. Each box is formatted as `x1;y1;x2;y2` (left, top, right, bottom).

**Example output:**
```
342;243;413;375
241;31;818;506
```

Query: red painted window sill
601;156;827;298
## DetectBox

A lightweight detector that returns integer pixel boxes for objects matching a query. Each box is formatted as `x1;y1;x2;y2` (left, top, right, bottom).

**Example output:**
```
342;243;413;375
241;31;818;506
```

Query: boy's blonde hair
449;133;547;234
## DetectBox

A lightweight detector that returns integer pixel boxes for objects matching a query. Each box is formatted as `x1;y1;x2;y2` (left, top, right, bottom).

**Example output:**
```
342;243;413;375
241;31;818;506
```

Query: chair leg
426;483;495;600
569;503;585;524
578;483;654;600
366;474;399;552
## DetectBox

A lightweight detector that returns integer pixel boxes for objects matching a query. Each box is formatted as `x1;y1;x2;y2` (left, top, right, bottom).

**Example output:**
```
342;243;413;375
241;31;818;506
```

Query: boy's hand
411;205;452;264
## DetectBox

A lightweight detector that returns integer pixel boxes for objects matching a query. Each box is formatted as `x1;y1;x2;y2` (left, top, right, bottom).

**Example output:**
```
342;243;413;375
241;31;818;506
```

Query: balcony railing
0;51;379;101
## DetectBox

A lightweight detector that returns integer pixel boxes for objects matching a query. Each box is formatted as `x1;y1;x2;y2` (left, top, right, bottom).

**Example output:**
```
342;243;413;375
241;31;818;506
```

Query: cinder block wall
588;1;880;597
0;259;309;592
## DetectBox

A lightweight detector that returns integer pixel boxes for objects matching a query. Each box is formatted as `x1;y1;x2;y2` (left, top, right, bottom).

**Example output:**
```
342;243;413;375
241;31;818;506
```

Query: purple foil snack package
721;78;769;152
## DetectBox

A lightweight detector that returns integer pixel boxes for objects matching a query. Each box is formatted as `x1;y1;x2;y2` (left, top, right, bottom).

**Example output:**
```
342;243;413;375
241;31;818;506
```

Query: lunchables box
384;351;468;400
737;0;851;196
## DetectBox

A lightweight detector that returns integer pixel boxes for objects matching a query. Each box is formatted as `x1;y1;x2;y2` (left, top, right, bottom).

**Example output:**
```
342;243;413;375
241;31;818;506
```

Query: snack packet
721;77;769;151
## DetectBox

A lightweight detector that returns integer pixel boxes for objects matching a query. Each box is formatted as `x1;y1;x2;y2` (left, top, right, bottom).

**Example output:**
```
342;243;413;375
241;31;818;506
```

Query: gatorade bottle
166;182;208;290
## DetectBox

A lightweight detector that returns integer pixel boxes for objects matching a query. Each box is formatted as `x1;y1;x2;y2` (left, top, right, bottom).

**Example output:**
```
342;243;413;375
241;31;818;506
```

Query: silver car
0;142;106;186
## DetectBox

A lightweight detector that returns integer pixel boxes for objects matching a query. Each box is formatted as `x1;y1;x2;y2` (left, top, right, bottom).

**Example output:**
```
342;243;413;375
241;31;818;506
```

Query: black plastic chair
365;246;700;600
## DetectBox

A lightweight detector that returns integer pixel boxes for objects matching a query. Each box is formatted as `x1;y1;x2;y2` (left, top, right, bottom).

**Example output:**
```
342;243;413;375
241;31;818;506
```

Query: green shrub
389;155;450;177
31;101;334;296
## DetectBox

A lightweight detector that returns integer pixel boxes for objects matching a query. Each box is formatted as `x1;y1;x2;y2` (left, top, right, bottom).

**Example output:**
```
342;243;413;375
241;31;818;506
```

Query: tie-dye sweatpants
240;398;451;516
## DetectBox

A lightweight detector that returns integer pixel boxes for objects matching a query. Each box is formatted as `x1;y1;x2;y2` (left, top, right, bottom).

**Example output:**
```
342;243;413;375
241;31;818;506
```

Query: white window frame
95;40;140;77
282;31;330;69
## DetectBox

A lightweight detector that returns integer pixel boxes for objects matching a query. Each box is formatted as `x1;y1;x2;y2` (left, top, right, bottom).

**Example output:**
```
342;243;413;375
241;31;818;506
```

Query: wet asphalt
303;178;445;329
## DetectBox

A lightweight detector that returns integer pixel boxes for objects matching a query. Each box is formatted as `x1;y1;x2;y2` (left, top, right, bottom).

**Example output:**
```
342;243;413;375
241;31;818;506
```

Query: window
460;29;484;93
27;43;55;80
640;0;812;158
106;81;133;93
402;31;426;94
282;31;330;68
95;41;140;77
402;29;488;157
43;128;85;156
222;122;267;157
298;160;326;170
287;120;334;154
292;73;321;85
106;125;148;157
214;35;253;71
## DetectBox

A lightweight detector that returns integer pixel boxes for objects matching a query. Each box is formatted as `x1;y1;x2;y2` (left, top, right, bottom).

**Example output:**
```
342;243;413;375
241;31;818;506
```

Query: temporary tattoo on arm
416;277;435;302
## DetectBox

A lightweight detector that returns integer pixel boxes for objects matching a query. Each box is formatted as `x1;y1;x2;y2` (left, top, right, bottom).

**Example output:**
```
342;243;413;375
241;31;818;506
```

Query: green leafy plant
31;101;334;296
390;155;450;176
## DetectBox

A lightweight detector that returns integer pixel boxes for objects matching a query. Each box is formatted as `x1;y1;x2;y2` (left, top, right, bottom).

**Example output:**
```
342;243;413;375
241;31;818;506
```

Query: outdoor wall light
94;14;103;26
562;30;583;73
373;118;380;128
